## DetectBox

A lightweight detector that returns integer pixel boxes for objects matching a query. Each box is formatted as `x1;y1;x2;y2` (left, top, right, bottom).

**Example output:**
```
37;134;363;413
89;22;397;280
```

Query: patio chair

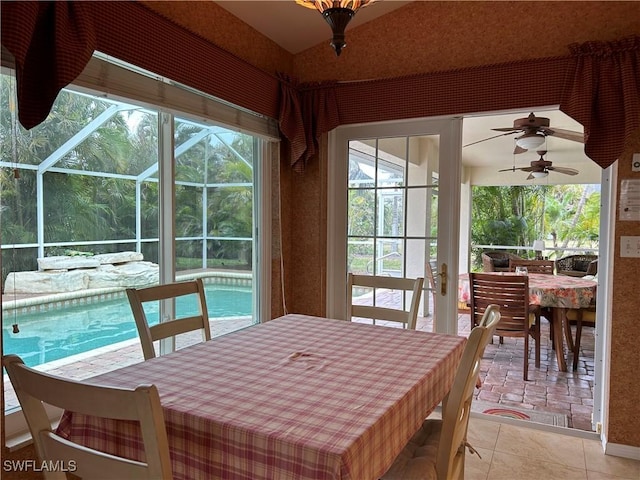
565;305;596;371
469;272;540;381
381;304;500;480
347;273;424;330
556;254;598;277
126;278;211;360
508;258;555;275
425;260;439;319
481;251;522;272
509;258;555;345
2;354;173;480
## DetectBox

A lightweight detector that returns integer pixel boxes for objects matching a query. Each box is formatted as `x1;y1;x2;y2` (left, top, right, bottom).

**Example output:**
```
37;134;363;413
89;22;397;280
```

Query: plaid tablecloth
56;314;465;480
458;272;596;308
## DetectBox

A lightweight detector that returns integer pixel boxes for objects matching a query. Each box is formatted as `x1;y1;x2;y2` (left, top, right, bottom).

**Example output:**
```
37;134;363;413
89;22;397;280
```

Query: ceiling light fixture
531;171;549;179
515;132;546;150
295;0;377;56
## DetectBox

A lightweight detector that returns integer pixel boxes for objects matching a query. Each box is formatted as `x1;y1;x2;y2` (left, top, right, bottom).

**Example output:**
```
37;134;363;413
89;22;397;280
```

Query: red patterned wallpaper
141;1;293;76
293;1;640;82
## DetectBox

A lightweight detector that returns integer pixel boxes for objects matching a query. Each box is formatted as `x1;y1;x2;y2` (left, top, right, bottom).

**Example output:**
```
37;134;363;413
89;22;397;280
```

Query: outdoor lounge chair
481;251;522;272
556;254;598;277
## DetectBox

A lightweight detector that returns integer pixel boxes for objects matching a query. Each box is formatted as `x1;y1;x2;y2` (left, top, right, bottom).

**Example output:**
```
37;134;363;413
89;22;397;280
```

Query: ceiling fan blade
499;166;532;172
526;172;535;180
548;166;579;175
491;127;519;133
549;128;584;143
463;131;516;148
520;167;535;172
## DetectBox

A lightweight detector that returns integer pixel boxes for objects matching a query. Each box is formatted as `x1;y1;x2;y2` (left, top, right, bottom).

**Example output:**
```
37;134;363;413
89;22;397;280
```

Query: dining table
458;272;597;372
56;313;466;480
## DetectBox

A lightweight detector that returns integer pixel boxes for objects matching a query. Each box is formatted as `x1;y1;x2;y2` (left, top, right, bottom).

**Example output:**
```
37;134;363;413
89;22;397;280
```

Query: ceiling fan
465;112;584;154
499;151;579;180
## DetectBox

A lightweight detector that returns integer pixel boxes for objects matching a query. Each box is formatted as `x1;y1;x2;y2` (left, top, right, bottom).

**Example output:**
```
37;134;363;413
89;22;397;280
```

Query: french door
327;117;463;334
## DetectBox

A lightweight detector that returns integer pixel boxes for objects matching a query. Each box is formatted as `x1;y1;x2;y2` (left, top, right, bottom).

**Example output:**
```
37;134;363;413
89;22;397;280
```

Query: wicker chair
481;251;522;272
556;254;598;277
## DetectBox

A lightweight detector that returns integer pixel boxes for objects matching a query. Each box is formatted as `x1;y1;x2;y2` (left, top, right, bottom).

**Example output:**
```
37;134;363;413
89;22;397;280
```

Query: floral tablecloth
458;272;596;309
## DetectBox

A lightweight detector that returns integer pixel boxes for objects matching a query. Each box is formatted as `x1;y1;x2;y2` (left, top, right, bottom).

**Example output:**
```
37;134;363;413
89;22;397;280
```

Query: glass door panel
328;118;462;334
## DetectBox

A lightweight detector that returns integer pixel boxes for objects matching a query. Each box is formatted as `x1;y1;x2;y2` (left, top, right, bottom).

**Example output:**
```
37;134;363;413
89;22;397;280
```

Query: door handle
438;263;447;296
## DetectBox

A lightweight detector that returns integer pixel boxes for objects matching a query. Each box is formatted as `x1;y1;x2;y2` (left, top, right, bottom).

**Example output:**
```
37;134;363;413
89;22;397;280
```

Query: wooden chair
565;306;596;371
347;273;424;330
469;273;540;381
425;260;439;319
508;258;555;275
381;305;501;480
2;354;173;480
508;258;555;341
126;278;211;360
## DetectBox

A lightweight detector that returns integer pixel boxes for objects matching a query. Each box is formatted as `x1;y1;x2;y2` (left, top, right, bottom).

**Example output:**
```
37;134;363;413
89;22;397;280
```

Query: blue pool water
2;285;252;368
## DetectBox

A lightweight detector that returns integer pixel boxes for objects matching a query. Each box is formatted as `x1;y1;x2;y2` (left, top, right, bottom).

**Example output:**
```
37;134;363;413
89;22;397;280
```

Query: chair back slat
437;305;500;478
347;273;424;329
3;354;173;480
469;272;540;381
470;273;530;333
509;259;555;275
126;278;211;360
381;305;501;480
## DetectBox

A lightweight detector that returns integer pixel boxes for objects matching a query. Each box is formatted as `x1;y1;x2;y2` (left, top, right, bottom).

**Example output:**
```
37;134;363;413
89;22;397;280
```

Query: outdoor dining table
458;272;597;372
56;313;466;480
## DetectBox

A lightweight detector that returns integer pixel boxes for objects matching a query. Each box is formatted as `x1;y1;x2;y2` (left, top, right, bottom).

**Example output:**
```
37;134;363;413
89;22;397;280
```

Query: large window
1;64;272;418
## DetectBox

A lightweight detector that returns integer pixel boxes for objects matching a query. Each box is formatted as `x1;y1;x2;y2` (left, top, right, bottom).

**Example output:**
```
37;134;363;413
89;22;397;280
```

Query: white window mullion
158;111;176;356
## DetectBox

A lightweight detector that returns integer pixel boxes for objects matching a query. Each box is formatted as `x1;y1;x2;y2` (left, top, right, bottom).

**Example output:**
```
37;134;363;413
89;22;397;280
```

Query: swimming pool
2;284;253;368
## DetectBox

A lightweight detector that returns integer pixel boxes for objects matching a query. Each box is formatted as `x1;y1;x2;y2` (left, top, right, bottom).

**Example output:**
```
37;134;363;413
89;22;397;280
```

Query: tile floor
462;415;640;479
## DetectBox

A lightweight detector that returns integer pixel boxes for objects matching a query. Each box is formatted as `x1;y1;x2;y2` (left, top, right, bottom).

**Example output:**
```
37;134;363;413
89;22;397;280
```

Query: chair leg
573;312;583;371
534;329;541;369
563;312;575;353
523;335;529;381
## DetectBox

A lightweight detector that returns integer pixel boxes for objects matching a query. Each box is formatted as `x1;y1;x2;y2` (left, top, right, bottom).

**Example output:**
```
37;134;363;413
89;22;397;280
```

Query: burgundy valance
1;1;280;130
280;36;639;171
560;36;640;169
279;56;570;171
2;1;637;171
279;74;340;172
1;1;96;129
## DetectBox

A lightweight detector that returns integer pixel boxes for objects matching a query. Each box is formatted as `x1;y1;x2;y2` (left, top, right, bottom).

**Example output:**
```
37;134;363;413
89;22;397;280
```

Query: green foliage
471;184;600;267
0;73;256;282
